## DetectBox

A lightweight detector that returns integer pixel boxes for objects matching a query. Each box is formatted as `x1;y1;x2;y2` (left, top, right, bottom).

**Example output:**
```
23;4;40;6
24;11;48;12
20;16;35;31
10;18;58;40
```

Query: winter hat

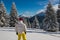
18;18;23;21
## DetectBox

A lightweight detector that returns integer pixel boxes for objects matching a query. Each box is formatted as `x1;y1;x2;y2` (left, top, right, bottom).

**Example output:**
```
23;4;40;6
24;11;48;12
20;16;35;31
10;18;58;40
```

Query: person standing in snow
15;18;27;40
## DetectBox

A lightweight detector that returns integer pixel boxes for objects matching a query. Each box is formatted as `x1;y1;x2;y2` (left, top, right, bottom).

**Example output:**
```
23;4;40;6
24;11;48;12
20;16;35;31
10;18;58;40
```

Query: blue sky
0;0;59;16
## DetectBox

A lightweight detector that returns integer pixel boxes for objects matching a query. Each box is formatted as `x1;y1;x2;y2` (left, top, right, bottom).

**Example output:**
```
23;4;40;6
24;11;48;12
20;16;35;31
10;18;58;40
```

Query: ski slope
0;27;60;40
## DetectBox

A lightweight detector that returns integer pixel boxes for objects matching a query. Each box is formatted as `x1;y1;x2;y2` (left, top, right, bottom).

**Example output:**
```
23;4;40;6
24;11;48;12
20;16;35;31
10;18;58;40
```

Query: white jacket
15;21;27;34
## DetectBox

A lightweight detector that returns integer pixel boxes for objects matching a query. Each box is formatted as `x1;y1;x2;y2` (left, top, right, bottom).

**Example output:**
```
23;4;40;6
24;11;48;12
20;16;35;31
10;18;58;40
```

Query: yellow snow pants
18;32;26;40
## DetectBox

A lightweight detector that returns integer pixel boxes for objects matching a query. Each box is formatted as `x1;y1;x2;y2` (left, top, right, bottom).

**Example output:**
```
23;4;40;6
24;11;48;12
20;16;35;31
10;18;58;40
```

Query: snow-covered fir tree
1;1;10;27
32;16;40;28
0;1;6;27
9;2;18;27
27;18;31;28
23;17;28;27
43;1;59;32
57;0;60;31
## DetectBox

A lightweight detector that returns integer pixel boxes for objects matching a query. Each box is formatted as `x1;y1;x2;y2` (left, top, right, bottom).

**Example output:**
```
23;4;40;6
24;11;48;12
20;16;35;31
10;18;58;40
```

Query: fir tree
9;2;18;27
43;1;59;32
0;1;6;27
27;18;31;28
1;1;10;27
57;0;60;31
32;16;40;28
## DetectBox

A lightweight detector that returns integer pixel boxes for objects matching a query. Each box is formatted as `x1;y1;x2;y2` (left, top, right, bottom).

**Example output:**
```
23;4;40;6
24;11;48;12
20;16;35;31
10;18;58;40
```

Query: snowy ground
0;27;60;40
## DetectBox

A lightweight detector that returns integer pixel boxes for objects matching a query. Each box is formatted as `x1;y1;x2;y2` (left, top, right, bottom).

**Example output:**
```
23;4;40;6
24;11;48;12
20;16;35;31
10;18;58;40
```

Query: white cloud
50;0;59;4
22;11;33;17
50;0;58;2
36;9;45;14
37;1;48;6
53;4;58;11
36;4;59;14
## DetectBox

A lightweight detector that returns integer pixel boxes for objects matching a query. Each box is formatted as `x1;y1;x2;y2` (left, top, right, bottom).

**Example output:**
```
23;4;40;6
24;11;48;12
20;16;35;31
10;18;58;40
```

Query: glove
24;31;26;34
16;32;18;35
